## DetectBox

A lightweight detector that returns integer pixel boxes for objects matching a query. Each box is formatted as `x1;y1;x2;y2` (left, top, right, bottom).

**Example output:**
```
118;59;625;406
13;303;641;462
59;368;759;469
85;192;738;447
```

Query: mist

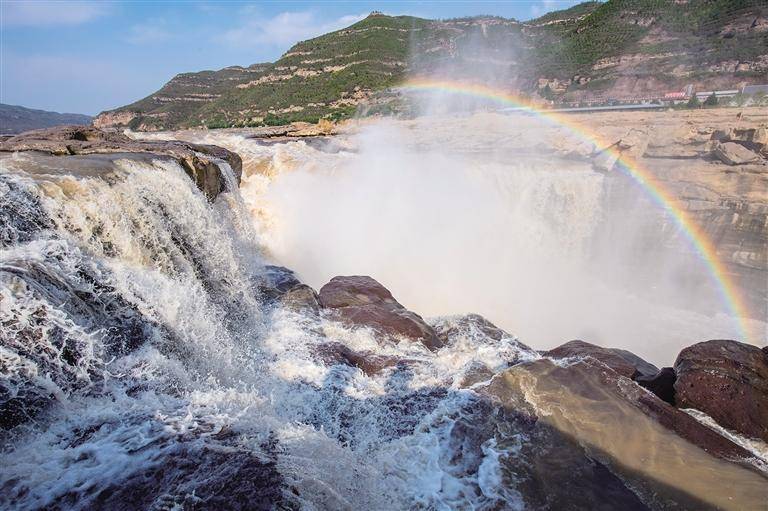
244;115;750;365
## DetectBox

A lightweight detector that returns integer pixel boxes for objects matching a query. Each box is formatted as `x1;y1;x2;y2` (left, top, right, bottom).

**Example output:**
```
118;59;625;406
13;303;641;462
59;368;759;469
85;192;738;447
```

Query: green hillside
95;1;768;130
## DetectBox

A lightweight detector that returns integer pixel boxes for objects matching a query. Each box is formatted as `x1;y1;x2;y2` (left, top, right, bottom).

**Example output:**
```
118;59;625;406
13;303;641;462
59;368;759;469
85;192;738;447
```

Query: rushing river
0;118;766;510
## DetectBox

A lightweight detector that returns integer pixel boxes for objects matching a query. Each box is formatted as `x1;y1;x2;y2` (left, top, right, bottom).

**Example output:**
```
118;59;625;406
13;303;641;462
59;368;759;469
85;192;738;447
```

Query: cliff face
94;1;768;131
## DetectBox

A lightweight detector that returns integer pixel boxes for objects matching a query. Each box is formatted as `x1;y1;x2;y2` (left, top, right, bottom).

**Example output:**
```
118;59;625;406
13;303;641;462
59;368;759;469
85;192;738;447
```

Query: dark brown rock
43;429;296;511
433;313;509;344
314;341;404;375
318;276;442;350
318;275;397;308
0;125;242;200
280;284;321;313
257;265;301;302
481;359;761;510
636;367;676;405
674;339;768;442
544;340;658;379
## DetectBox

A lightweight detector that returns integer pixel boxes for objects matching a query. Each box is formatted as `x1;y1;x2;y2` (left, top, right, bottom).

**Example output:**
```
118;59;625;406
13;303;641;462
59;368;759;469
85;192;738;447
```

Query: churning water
165;116;765;364
1;119;766;510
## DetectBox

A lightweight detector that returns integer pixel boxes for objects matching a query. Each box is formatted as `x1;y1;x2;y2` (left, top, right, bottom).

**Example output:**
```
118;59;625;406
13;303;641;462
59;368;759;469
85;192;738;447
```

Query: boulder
481;359;763;510
314;342;404;375
257;265;301;302
610;348;661;379
636;367;676;405
0;125;243;200
433;313;509;344
432;313;537;358
280;284;321;313
544;340;658;379
674;339;768;442
712;141;761;165
318;276;443;350
711;127;768;153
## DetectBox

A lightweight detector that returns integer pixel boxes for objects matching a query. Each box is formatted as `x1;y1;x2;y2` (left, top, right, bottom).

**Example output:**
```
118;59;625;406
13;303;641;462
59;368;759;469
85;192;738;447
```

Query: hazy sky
1;1;581;115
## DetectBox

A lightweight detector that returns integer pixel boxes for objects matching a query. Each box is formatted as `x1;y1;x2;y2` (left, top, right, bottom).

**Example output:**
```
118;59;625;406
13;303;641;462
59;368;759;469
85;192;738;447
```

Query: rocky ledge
265;271;768;461
0;125;242;201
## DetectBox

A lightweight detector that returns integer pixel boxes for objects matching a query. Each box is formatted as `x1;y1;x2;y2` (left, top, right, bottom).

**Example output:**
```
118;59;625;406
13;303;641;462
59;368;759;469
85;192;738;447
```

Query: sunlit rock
674;339;768;442
0;125;242;200
544;339;658;379
712;141;762;165
318;275;443;350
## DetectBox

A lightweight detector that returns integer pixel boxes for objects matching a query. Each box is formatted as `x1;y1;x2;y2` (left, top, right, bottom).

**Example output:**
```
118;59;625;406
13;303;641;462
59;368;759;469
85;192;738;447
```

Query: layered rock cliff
95;1;768;130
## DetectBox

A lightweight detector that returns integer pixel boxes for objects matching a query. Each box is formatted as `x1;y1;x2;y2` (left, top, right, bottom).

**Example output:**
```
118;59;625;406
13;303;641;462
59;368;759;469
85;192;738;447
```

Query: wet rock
483;358;763;510
314;342;404;375
544;340;658;379
712;141;761;165
610;348;660;378
47;432;297;511
0;125;243;200
432;313;537;355
257;265;301;302
318;276;442;350
280;284;321;313
674;339;768;442
433;313;509;344
636;367;676;405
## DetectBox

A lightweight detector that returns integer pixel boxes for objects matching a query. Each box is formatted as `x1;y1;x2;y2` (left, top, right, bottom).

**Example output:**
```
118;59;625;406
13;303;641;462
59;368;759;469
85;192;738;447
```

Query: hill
95;0;768;130
0;104;92;135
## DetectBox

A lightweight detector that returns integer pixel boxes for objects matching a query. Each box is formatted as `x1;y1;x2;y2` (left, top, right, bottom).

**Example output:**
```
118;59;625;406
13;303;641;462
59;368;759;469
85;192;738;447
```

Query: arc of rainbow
401;78;758;344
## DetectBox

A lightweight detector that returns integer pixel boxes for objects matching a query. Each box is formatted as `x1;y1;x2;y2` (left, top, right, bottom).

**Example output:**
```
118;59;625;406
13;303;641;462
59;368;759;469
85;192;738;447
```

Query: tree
687;95;701;108
704;92;718;107
539;84;554;101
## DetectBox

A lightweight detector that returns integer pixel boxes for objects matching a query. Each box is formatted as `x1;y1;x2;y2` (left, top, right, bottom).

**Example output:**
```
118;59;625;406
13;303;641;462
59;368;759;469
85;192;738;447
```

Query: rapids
146;117;766;364
0;123;766;510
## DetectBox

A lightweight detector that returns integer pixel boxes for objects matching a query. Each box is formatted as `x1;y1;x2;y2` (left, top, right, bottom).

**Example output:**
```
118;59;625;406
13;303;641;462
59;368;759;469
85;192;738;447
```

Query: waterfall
1;129;765;510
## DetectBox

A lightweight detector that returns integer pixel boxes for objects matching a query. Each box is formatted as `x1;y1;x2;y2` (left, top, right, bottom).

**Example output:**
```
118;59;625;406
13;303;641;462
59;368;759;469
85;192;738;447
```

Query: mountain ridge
95;0;768;131
1;103;92;135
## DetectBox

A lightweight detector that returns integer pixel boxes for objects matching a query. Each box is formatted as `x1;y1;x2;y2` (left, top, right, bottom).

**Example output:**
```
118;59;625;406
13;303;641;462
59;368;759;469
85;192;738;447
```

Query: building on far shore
694;89;740;101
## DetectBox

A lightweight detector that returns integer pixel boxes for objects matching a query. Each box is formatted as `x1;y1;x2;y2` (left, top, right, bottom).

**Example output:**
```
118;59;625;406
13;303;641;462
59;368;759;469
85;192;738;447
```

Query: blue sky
1;1;581;115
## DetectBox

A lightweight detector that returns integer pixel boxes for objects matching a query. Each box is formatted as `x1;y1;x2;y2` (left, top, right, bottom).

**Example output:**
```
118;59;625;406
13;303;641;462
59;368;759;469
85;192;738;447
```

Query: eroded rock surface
318;276;442;350
544;339;659;379
674;339;768;442
0;125;242;200
712;141;762;165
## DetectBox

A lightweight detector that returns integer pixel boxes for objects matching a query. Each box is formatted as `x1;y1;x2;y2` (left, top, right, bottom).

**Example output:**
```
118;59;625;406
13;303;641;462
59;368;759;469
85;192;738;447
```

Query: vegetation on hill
96;0;768;130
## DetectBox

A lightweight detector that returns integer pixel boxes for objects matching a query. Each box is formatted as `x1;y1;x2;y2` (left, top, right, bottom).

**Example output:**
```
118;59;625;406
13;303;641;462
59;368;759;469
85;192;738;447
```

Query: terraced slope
95;1;768;130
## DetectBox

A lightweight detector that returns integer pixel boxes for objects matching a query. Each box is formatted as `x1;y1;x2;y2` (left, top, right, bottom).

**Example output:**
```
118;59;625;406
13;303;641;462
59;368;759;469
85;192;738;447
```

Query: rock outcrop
544;340;659;379
318;276;443;350
674;339;768;442
0;125;242;201
636;366;677;405
712;141;762;165
314;341;405;376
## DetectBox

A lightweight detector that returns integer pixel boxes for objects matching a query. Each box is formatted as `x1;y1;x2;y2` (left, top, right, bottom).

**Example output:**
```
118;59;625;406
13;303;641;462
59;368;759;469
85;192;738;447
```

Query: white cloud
124;19;170;45
1;1;110;26
219;9;366;49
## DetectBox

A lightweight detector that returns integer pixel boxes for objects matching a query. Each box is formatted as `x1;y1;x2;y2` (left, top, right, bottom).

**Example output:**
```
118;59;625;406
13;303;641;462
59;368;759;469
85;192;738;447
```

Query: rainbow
402;78;758;344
